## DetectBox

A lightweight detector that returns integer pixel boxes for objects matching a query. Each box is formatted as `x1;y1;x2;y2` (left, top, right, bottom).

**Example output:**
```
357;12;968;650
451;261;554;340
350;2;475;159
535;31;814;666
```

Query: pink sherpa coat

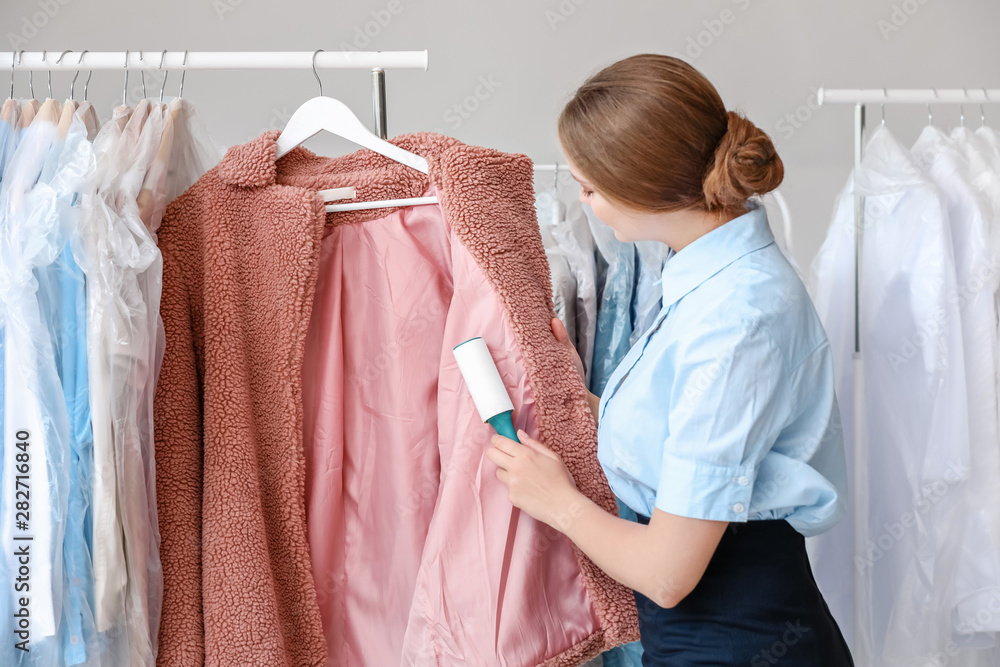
153;130;640;666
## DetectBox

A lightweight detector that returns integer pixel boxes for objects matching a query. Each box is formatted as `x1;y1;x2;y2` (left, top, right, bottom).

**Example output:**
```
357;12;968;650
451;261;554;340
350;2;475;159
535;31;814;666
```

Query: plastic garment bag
135;108;220;650
93;97;218;665
976;126;1000;170
630;241;665;347
0;109;19;660
77;104;133;663
551;199;598;385
0;102;22;667
108;99;164;667
956;126;1000;465
973;129;1000;514
160;98;223;203
0;111;14;661
806;179;859;653
585;203;635;395
0;96;215;666
69;96;217;666
536;191;578;344
0;110;66;664
918;126;1000;652
138;97;223;237
535;187;599;384
810;125;972;665
77;99;162;666
36;115;101;666
0;107;73;665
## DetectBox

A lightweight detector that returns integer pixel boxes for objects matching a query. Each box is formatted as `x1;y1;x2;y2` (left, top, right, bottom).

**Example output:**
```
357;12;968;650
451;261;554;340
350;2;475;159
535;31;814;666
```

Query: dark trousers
632;514;854;666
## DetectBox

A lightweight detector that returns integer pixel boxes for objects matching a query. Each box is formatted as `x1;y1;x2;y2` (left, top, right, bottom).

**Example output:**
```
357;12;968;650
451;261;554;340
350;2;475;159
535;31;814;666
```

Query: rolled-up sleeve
653;320;789;522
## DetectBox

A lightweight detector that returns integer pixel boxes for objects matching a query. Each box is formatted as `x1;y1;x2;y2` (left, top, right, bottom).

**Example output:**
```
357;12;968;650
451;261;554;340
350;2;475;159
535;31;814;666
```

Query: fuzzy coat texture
153;130;640;666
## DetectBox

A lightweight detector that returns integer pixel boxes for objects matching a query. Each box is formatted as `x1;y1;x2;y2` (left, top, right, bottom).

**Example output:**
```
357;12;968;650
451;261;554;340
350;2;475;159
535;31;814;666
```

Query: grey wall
3;0;999;269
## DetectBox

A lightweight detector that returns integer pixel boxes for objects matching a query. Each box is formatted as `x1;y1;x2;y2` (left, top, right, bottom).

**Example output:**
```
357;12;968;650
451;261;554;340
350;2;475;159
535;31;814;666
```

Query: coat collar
216;129;462;195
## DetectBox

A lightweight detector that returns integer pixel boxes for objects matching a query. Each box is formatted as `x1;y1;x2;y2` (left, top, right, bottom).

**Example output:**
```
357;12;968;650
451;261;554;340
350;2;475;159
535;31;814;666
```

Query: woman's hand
551;317;585;382
552;316;601;423
486;429;582;531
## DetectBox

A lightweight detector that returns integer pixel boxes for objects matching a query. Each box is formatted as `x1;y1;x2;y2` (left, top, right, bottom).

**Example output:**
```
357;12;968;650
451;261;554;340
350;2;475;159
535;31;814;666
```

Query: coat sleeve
153;204;206;667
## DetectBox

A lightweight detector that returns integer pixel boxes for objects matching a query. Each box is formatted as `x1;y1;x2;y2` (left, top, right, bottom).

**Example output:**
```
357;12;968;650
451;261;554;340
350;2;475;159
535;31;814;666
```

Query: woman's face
564;156;733;252
566;159;660;244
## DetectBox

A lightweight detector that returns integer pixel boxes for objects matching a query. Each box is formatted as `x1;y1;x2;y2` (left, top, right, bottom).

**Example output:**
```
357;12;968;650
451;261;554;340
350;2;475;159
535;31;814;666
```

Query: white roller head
452;337;515;423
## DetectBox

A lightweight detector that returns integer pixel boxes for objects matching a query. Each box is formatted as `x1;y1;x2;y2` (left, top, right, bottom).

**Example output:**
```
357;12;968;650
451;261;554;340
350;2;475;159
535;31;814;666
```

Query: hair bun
702;110;784;212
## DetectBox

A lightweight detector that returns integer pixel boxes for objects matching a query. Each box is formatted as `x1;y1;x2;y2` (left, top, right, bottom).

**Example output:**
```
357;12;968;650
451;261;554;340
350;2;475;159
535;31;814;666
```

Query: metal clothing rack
1;50;429;139
817;87;1000;665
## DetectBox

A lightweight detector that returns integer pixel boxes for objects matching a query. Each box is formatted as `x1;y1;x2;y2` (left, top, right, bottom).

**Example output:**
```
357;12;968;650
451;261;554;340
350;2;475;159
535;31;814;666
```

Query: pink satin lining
302;185;599;666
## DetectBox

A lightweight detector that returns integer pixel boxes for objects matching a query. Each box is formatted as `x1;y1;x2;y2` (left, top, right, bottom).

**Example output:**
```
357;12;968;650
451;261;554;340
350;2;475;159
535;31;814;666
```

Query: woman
486;54;854;666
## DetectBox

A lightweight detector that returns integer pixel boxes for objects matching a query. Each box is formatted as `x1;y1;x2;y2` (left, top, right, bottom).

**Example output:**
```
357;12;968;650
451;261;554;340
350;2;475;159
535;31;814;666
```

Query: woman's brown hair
558;54;783;216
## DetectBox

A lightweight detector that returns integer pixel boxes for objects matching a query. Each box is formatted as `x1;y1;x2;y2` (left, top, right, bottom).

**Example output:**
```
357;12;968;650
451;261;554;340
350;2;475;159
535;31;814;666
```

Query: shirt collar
660;203;775;309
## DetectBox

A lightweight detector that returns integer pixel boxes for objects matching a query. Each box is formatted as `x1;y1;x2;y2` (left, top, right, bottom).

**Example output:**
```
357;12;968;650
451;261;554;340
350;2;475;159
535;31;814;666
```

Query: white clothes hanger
771;189;794;257
275;50;439;213
324;195;440;212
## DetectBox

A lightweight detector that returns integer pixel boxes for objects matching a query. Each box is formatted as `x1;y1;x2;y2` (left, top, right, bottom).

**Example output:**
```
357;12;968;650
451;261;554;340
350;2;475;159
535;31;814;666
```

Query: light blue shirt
596;204;847;537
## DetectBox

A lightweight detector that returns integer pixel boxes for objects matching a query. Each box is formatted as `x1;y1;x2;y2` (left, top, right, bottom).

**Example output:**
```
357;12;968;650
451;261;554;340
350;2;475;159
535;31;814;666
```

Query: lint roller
452;335;520;652
452;337;520;444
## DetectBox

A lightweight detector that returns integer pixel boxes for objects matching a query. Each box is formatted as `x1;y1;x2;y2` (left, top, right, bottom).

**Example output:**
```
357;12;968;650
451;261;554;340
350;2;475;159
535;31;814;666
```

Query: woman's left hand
486;429;582;531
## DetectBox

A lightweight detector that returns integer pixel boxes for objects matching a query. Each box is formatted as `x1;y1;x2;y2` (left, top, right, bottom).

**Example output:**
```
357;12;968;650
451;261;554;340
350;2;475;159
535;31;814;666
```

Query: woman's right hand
551;317;585;382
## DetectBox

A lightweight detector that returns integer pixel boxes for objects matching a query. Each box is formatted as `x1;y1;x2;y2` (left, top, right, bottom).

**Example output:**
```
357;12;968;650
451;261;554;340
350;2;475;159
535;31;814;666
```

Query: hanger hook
32;51;42;98
56;50;72;99
18;51;30;99
8;51;14;100
79;51;92;101
138;50;146;99
553;163;559;192
158;50;169;103
20;50;32;99
122;49;130;105
43;50;53;99
71;50;85;100
926;89;938;126
178;50;188;98
311;49;324;96
881;88;887;126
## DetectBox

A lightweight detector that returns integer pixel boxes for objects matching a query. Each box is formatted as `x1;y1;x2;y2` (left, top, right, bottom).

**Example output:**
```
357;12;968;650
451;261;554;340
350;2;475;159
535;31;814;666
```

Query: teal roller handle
487;410;520;443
